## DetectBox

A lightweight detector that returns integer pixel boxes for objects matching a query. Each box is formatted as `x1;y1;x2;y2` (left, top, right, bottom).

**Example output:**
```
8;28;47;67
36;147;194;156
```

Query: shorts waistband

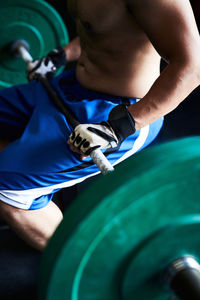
51;69;138;105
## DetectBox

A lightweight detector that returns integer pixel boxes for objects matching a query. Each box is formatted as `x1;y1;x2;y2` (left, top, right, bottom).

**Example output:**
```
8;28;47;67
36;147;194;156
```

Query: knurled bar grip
17;46;114;174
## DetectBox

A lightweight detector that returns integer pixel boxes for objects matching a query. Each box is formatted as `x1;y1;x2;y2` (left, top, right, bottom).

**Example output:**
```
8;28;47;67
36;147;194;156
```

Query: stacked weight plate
39;136;200;300
0;0;69;88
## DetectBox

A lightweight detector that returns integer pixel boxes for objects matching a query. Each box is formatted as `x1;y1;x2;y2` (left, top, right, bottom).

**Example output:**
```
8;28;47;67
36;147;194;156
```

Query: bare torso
68;0;161;98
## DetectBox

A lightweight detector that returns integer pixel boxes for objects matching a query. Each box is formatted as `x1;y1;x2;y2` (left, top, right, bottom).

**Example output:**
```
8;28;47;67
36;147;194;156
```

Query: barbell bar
8;39;114;174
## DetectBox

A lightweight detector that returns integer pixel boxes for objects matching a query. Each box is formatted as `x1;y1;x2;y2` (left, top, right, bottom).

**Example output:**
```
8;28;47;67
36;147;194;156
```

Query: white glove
26;47;67;81
69;123;119;155
68;105;136;156
27;59;56;81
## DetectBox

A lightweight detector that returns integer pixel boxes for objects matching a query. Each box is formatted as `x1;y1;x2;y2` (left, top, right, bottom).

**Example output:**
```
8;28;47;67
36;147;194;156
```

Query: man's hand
68;105;136;157
68;123;119;157
27;47;67;81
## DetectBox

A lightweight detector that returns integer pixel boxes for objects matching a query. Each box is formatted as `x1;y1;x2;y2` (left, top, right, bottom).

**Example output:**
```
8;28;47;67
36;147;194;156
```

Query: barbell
9;40;114;174
38;136;200;300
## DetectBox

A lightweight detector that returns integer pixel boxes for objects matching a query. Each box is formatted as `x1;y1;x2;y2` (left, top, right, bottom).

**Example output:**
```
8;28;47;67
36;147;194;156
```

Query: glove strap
47;47;67;68
108;104;136;143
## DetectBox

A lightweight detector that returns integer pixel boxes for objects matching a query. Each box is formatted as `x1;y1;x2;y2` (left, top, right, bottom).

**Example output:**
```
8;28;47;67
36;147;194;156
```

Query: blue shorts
0;70;163;210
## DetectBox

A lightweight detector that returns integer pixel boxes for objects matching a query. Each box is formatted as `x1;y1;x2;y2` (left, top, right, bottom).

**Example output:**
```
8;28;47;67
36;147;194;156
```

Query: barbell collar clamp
9;41;33;63
165;256;200;283
9;40;30;59
165;256;200;300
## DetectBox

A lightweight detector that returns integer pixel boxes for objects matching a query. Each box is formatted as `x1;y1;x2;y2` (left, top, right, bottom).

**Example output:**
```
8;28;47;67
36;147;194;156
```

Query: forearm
63;37;81;62
128;59;200;130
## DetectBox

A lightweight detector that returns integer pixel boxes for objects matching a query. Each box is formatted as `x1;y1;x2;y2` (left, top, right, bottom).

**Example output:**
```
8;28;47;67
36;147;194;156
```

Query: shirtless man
0;0;199;251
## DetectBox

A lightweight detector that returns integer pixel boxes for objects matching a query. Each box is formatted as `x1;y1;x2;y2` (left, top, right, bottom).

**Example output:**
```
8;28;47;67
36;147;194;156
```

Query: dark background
0;1;200;299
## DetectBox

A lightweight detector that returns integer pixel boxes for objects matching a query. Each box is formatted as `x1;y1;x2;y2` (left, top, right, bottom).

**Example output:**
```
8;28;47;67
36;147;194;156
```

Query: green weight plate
39;137;200;300
0;0;69;88
122;221;200;300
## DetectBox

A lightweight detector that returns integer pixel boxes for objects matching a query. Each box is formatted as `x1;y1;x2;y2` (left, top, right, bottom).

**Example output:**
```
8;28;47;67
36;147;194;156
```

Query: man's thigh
0;93;89;210
0;81;40;141
0;75;164;211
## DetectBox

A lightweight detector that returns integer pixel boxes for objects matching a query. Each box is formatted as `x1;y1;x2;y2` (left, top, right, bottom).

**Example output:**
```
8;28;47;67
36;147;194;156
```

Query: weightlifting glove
27;47;67;81
68;104;136;155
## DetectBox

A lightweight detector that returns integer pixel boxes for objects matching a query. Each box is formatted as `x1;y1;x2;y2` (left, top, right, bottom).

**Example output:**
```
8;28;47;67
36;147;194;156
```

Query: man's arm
63;37;81;62
126;0;200;130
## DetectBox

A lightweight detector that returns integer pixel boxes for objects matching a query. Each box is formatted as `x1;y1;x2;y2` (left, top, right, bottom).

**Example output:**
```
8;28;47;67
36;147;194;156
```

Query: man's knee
0;200;18;222
0;199;63;251
0;201;29;233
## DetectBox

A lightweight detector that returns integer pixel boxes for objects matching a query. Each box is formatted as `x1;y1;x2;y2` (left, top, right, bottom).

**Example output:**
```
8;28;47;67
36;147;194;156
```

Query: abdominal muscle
76;36;161;99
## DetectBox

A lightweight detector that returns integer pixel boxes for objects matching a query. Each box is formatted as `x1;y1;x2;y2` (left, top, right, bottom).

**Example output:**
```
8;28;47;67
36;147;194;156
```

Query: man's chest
67;0;129;33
